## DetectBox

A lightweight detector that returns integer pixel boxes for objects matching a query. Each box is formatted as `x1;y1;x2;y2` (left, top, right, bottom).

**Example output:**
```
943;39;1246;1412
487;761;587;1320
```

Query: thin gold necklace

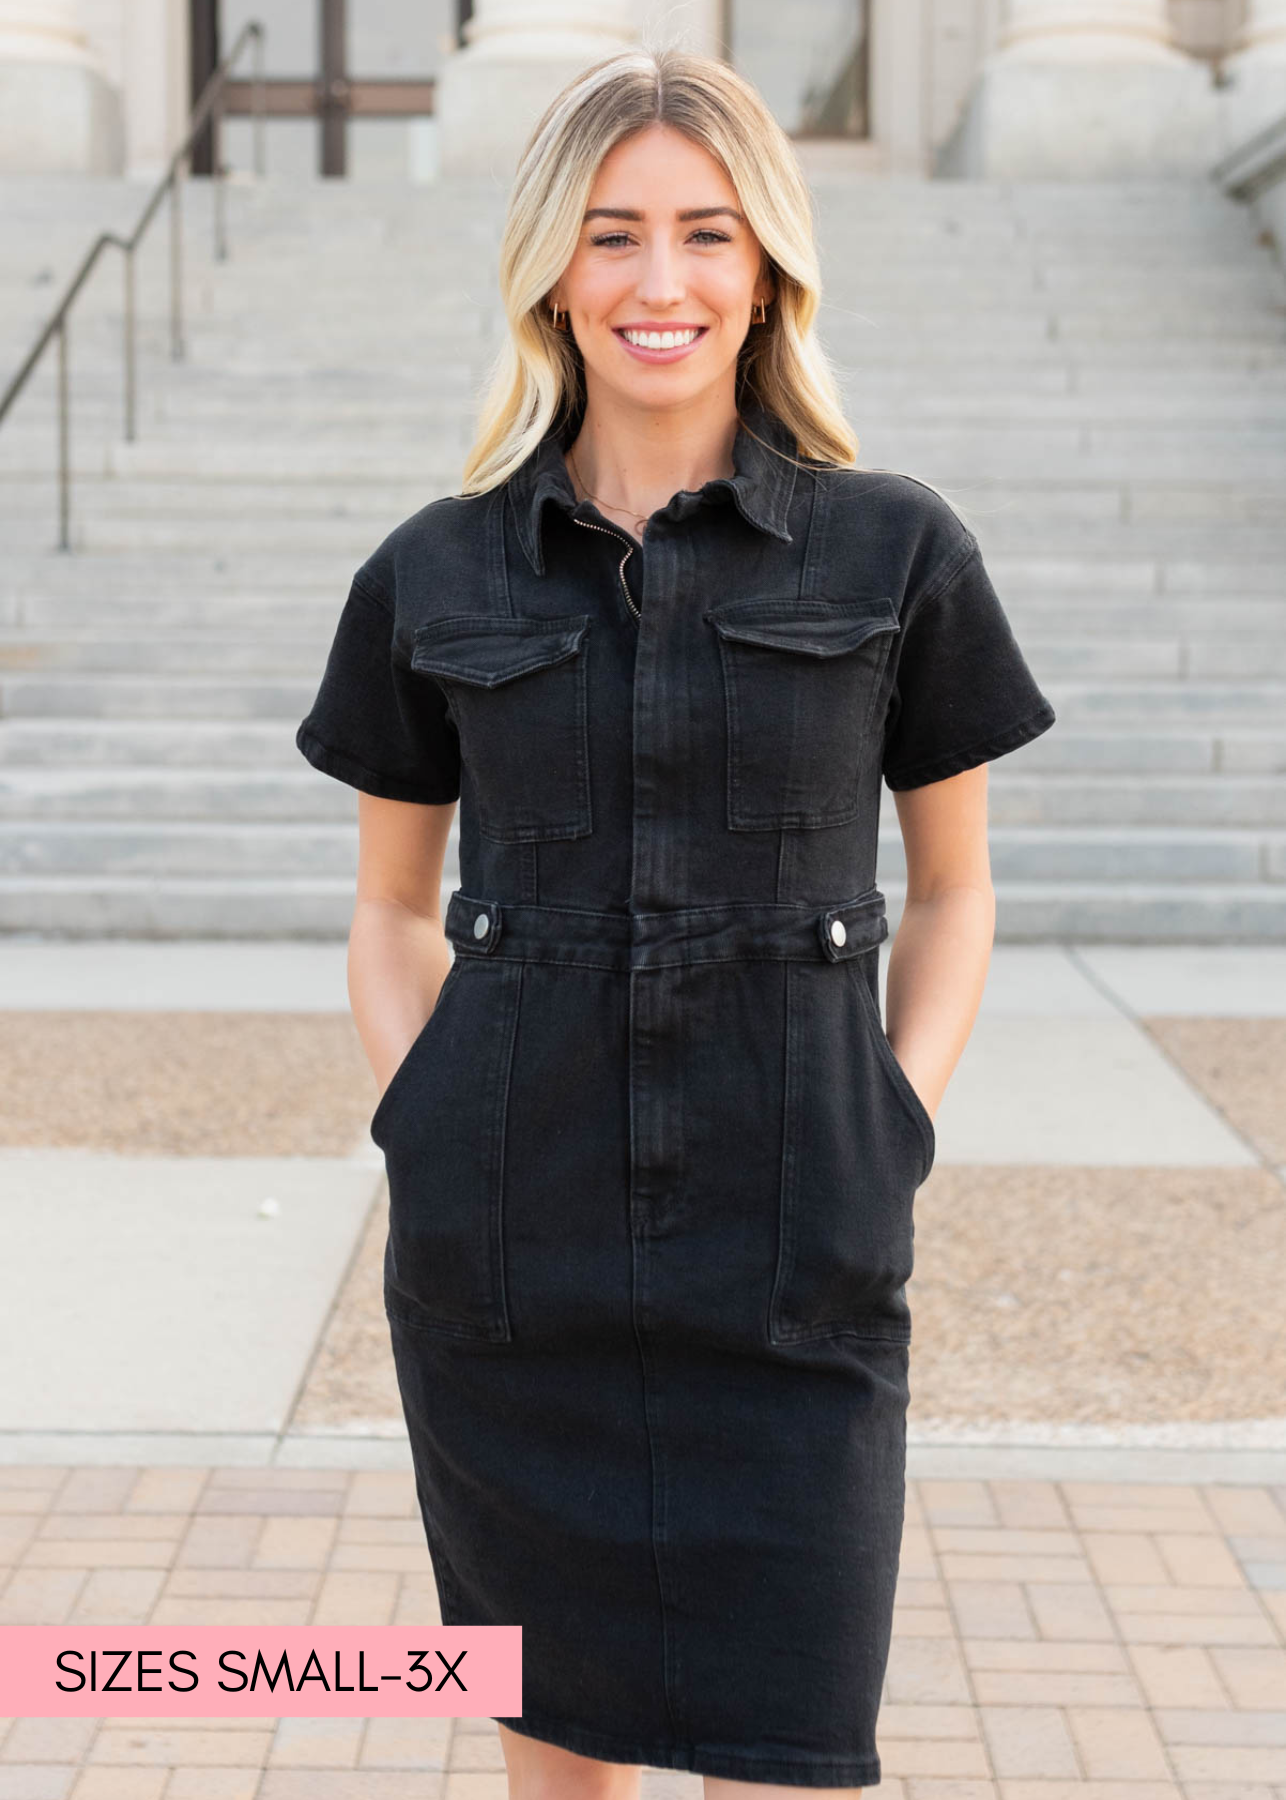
567;442;648;539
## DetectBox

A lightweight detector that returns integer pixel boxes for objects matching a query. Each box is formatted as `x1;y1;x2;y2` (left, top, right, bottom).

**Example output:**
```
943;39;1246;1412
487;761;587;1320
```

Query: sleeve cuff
296;725;461;805
883;700;1056;792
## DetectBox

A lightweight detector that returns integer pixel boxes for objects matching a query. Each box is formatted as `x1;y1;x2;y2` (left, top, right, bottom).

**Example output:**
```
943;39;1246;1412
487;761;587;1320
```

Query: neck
565;392;741;526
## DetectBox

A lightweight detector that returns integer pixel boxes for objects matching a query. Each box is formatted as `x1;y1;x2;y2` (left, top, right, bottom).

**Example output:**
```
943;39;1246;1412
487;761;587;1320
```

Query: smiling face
549;121;775;417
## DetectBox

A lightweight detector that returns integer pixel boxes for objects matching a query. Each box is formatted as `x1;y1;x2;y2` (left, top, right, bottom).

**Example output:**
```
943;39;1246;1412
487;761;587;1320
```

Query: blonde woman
298;44;1055;1799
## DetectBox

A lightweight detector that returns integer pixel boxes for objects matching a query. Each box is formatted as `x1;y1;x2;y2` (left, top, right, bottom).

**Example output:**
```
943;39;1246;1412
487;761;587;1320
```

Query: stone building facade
0;0;1282;181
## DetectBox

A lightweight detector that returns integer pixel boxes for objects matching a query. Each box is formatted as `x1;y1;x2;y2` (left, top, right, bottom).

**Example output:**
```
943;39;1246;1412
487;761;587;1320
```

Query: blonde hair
459;43;973;531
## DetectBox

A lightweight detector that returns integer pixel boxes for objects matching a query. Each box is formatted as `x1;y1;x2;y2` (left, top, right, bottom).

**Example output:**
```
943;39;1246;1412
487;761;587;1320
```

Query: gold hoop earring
752;298;768;325
551;303;569;332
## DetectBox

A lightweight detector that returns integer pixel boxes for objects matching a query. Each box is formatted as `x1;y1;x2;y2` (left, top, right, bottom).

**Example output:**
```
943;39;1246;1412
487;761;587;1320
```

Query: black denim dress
296;390;1056;1788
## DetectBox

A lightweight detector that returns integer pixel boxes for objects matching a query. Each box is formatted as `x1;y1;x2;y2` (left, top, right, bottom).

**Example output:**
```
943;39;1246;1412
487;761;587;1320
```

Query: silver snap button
473;911;490;940
830;918;847;947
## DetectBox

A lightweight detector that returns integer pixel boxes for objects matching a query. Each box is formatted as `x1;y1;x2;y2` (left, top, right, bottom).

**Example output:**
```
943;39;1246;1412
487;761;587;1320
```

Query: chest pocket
706;595;900;831
411;614;592;844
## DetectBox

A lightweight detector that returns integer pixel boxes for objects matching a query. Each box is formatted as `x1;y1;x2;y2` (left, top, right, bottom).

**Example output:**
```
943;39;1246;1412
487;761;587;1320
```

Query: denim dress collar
509;387;799;576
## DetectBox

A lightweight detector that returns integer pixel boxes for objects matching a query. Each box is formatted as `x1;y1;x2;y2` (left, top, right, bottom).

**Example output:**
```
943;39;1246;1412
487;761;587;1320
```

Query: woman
297;44;1056;1798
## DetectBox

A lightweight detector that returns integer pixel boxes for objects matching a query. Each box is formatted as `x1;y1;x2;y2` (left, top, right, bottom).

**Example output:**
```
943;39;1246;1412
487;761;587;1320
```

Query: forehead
589;125;739;198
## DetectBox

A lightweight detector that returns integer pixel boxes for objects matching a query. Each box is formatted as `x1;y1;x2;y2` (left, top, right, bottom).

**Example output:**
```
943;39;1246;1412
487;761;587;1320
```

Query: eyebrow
583;206;747;225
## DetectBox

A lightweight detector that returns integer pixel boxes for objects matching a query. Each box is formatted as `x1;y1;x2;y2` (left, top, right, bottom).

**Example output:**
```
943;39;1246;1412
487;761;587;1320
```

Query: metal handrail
1211;96;1286;201
0;20;267;552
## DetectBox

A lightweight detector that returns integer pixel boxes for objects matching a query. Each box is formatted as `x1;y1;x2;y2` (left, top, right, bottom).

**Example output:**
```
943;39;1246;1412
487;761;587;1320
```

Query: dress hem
491;1707;883;1788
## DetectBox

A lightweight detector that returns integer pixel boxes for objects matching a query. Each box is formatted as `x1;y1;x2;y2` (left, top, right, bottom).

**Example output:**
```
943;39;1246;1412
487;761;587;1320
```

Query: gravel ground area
0;1011;378;1156
3;1011;1280;1432
909;1165;1284;1426
289;1166;1286;1435
292;1185;404;1435
1143;1015;1286;1166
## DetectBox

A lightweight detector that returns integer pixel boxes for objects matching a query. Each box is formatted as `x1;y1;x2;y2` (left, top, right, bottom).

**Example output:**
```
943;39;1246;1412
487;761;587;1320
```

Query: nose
633;236;687;309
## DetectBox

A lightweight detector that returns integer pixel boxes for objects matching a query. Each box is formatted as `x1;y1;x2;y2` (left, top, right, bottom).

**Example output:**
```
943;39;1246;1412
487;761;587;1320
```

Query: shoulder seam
912;532;980;616
351;567;394;611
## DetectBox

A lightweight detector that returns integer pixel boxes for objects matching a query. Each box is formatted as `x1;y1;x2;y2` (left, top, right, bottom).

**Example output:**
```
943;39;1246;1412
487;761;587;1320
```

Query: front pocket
369;957;463;1144
411;614;592;844
373;958;522;1343
850;957;936;1184
707;595;900;831
768;958;922;1347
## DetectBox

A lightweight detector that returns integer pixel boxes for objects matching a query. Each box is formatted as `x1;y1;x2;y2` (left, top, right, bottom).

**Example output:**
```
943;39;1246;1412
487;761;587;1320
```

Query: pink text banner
0;1626;522;1717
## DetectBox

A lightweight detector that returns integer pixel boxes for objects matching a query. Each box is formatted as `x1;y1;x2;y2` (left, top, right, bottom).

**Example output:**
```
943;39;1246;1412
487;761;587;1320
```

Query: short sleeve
881;538;1056;791
296;570;462;805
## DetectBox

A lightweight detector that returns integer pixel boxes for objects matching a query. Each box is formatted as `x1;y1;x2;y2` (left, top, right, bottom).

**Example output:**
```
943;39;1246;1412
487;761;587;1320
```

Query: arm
883;763;996;1124
348;790;458;1100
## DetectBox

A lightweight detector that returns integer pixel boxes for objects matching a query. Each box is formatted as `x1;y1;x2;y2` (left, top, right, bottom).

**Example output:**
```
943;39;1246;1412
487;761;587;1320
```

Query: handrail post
253;25;266;177
57;317;70;553
169;158;185;362
214;92;227;262
122;246;136;442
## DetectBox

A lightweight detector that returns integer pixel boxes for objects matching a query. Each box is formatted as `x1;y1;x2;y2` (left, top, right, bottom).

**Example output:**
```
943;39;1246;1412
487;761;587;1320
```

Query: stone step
3;665;1286;722
14;348;1286;407
16;509;1286;560
0;817;1281;881
8;362;1286;438
30;275;1274;322
3;717;1282;775
4;480;1285;537
7;455;1286;517
47;379;1286;420
93;312;1286;351
2;625;1286;679
0;557;1263;615
0;171;1278;942
1;764;1285;827
0;873;1278;943
14;309;1279;364
1041;682;1286;722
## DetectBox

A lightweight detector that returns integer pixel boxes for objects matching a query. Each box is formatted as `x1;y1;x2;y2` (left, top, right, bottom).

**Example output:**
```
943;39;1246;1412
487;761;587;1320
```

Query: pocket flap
412;615;590;688
706;595;898;657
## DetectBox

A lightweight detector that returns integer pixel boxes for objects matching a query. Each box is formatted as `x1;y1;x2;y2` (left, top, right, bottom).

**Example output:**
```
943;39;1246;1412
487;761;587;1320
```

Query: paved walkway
0;938;1283;1794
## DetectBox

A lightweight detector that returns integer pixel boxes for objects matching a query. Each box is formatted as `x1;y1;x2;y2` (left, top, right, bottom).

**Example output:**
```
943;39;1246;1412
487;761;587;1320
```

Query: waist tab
443;887;888;972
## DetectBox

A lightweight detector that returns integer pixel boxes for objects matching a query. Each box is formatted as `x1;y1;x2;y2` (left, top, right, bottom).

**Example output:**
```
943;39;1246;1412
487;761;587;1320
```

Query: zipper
571;514;640;621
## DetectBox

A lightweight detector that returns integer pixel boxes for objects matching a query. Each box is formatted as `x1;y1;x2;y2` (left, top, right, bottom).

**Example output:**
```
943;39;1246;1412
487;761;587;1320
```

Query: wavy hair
458;42;972;529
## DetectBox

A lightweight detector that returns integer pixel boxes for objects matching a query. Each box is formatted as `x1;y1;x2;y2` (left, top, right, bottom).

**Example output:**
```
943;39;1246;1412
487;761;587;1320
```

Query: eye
588;229;732;248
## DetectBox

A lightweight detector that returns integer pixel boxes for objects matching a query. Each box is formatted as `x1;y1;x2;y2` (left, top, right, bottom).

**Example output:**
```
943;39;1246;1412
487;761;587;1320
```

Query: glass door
721;0;870;138
209;0;452;179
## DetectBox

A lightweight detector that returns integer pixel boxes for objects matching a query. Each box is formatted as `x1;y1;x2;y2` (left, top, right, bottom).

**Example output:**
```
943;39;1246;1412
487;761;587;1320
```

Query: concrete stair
1;172;1284;939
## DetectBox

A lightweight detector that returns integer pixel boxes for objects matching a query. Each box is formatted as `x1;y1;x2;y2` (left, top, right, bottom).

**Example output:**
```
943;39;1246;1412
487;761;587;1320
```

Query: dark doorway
189;0;220;175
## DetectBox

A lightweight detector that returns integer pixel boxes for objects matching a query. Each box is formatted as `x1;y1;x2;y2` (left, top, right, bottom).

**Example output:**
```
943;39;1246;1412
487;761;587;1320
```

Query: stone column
435;0;636;180
0;1;124;173
1232;0;1286;59
1219;0;1286;158
935;0;1217;176
121;0;189;183
996;0;1187;62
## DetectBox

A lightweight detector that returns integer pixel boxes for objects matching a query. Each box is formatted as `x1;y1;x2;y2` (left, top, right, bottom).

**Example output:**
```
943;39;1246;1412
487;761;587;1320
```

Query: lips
608;325;706;360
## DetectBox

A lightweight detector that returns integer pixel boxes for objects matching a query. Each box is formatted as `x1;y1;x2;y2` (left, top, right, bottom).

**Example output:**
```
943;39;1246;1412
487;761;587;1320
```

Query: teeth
622;328;701;349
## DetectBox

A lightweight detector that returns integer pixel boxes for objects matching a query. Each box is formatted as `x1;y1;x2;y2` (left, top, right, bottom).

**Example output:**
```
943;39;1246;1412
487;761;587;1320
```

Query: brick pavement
2;1466;1285;1796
